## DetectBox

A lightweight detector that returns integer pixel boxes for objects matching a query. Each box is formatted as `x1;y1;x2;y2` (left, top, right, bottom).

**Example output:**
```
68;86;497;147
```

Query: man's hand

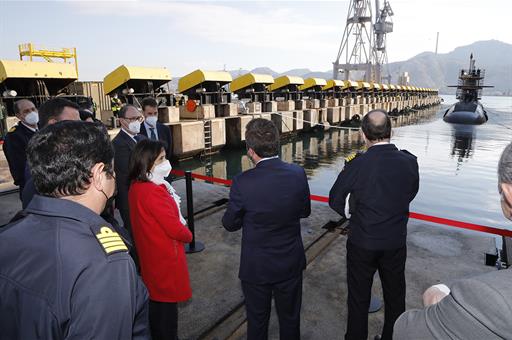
422;284;450;306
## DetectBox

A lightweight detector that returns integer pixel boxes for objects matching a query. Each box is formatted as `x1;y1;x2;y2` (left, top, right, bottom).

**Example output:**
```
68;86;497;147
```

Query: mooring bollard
185;170;205;253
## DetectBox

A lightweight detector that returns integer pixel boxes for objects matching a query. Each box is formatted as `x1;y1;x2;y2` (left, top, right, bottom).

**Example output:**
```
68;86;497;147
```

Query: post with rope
185;170;205;253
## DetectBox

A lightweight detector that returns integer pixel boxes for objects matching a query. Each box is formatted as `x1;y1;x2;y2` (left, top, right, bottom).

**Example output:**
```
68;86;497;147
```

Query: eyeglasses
122;116;144;123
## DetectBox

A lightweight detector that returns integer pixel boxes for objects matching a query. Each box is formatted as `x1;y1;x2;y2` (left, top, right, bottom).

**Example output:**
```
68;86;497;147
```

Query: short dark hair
361;109;392;141
141;97;158;111
245;118;279;158
38;98;80;128
128;139;166;183
79;110;94;122
118;104;139;119
27;120;114;197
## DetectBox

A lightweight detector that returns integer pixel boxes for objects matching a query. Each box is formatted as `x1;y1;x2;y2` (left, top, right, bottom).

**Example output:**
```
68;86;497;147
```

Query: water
176;96;512;230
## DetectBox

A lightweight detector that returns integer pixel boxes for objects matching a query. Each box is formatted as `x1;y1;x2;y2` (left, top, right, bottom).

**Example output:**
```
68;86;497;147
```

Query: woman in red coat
128;139;192;340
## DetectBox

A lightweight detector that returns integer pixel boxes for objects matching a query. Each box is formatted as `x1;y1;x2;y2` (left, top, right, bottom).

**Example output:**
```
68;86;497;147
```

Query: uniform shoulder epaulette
91;224;129;256
344;151;363;164
400;149;417;158
8;126;16;133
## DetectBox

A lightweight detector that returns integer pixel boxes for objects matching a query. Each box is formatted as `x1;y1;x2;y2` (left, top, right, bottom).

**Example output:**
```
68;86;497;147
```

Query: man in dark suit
3;99;38;196
138;97;173;159
329;110;419;340
112;104;146;232
222;118;311;340
394;142;512;340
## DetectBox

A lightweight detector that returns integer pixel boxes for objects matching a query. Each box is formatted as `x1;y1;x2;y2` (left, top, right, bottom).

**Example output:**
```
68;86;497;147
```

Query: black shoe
374;335;382;340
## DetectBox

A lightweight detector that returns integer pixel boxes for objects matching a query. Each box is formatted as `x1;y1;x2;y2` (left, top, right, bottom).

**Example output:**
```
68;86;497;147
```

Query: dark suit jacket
3;123;36;187
112;130;146;230
138;122;173;159
329;144;419;250
222;158;311;284
394;269;512;339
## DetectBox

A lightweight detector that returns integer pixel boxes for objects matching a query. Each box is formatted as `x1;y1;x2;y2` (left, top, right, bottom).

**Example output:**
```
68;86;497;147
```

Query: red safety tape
171;170;512;238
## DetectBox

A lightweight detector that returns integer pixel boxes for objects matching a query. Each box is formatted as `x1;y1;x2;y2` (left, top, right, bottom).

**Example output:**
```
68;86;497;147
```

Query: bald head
361;109;392;143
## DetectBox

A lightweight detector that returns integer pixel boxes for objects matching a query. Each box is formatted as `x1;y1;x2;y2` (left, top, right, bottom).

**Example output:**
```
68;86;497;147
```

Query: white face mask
145;116;158;127
25;111;39;126
128;121;141;134
151;160;172;181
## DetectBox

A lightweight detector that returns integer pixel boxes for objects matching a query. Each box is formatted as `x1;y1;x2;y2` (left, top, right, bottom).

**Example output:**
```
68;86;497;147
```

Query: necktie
150;127;157;140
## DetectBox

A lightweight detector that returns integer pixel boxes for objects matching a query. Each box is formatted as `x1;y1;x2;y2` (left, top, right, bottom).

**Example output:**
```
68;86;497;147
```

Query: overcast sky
1;0;510;80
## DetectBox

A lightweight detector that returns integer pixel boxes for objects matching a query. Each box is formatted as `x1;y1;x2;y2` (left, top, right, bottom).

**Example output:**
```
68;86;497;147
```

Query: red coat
129;181;193;302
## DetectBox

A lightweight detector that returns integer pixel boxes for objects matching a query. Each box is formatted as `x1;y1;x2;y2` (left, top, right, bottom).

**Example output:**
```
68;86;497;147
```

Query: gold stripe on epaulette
96;227;128;255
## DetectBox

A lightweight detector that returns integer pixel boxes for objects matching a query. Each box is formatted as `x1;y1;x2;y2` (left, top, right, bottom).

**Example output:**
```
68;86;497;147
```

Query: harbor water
176;95;512;231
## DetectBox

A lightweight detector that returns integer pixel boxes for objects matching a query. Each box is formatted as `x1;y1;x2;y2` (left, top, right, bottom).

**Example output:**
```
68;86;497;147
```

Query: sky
0;0;510;81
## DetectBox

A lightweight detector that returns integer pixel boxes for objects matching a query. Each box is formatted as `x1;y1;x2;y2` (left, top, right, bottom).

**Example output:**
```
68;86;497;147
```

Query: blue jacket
0;195;150;339
329;144;419;250
222;158;311;284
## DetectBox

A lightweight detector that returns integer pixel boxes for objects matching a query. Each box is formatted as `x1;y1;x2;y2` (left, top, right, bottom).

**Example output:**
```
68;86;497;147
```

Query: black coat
112;130;146;230
138;121;173;159
329;144;419;250
222;158;311;284
0;195;150;339
2;123;35;187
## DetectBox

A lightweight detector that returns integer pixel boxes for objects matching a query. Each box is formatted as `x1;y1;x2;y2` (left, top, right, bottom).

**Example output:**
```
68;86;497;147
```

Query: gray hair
498;143;512;184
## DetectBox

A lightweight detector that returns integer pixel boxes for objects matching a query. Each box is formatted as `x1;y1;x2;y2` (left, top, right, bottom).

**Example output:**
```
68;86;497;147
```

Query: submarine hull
443;101;488;125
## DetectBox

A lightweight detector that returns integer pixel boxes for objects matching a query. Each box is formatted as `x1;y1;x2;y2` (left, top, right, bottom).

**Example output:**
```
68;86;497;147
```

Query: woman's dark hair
245;118;279;158
361;109;392;141
27;120;114;197
128;139;166;182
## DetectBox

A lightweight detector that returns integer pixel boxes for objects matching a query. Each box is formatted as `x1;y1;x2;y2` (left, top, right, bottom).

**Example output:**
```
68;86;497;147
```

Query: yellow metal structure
178;69;232;94
230;73;274;93
388;84;396;90
268;75;304;91
396;85;402;91
19;43;78;77
370;83;381;90
0;60;77;84
357;81;371;89
381;84;389;90
345;80;360;88
104;65;171;95
322;79;345;91
299;78;327;91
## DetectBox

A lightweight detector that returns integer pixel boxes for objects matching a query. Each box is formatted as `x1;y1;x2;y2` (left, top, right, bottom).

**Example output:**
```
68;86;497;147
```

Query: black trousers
345;241;406;340
149;300;178;340
241;274;303;340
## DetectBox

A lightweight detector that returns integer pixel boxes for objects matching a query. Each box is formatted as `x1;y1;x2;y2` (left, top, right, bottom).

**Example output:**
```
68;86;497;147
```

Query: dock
0;177;497;339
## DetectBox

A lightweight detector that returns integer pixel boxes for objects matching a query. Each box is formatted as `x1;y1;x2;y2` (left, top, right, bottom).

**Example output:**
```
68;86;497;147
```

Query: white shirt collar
370;141;390;147
21;122;37;132
256;155;279;164
121;128;137;142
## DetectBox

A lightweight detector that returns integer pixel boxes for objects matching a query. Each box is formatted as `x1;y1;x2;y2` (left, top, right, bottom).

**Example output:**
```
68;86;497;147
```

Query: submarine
443;54;493;125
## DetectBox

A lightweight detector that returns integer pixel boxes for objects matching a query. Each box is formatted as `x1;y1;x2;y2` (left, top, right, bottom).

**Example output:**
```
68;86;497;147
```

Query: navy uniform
329;144;419;340
3;122;36;190
0;195;150;339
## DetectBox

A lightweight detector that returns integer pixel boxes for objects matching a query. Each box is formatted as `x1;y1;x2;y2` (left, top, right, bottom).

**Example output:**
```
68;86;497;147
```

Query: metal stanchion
185;171;205;253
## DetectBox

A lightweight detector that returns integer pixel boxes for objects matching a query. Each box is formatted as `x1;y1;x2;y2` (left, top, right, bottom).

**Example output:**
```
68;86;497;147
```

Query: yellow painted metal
388;84;396;90
299;78;327;91
0;59;77;83
268;75;304;91
104;65;171;95
357;81;371;89
370;83;381;90
345;80;360;88
322;79;345;91
230;73;274;93
178;69;232;94
381;84;389;90
19;43;79;77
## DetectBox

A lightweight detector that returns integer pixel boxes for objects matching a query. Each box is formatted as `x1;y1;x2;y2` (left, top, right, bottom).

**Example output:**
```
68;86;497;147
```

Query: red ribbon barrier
171;169;512;238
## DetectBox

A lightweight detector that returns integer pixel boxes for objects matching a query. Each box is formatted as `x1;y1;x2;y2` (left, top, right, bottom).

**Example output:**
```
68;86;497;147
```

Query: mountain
228;40;512;95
